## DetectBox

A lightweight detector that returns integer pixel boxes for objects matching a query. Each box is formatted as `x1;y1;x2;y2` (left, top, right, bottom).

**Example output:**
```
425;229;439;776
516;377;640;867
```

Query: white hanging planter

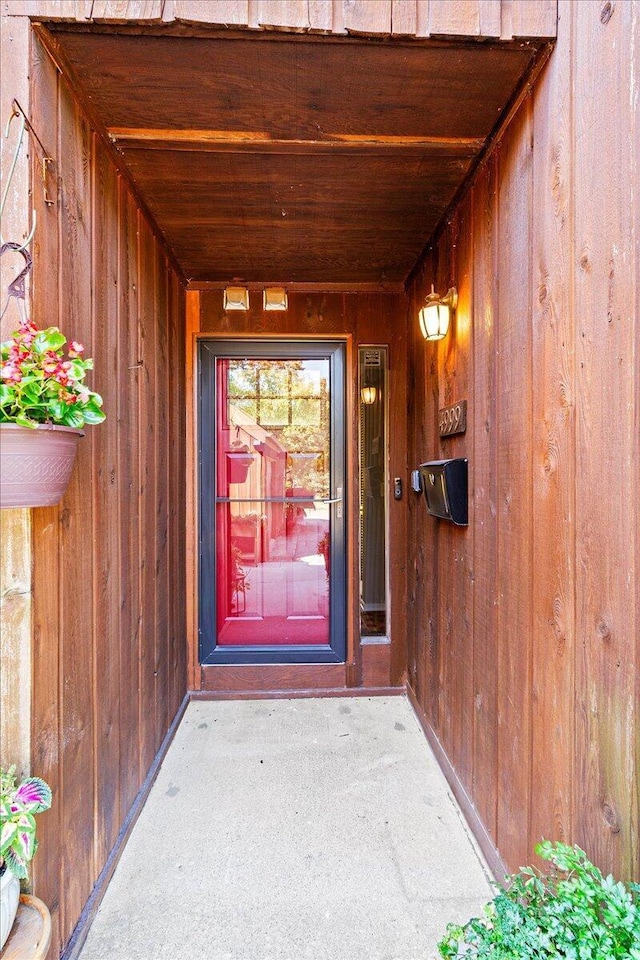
0;423;84;508
0;866;20;950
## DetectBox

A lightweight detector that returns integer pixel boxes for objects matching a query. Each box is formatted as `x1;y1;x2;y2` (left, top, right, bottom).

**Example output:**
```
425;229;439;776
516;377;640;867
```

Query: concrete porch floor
78;697;494;960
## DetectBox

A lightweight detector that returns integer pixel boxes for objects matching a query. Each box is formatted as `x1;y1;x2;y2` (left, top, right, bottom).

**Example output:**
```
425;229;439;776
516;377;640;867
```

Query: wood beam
186;280;405;292
108;128;485;157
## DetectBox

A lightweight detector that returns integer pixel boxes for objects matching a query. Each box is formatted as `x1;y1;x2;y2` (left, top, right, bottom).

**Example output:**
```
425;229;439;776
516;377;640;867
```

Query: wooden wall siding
0;3;33;780
29;37;187;958
198;290;408;689
9;0;557;39
405;0;638;882
494;97;534;872
572;0;638;881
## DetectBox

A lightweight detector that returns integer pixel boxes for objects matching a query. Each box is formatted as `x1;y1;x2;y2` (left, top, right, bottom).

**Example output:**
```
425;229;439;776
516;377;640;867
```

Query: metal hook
0;241;32;324
0;101;37;250
3;101;22;139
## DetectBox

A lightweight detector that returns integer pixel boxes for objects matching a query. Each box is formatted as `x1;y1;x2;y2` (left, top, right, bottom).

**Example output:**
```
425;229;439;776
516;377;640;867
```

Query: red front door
199;341;346;664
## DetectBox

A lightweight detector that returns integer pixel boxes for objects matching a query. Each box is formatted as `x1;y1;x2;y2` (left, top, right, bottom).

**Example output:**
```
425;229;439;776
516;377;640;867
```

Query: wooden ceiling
46;28;540;285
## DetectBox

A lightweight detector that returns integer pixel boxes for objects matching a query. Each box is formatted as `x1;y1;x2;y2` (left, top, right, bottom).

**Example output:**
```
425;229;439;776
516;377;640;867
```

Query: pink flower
8;344;29;362
1;364;21;382
69;341;84;358
58;388;77;405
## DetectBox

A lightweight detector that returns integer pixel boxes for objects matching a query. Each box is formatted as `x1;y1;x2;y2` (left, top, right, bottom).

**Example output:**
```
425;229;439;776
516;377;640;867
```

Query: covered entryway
33;20;551;698
2;3;638;960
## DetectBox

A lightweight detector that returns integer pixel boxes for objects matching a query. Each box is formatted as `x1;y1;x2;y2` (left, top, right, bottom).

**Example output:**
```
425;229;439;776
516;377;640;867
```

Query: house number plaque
439;400;467;438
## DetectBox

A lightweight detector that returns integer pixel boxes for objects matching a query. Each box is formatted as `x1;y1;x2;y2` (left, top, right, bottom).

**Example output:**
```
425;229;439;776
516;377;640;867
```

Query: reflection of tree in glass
282;430;329;499
229;360;322;405
258;360;303;397
227;360;330;498
227;361;259;396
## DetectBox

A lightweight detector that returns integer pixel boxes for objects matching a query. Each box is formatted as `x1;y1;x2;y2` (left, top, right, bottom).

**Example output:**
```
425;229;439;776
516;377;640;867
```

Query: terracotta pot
0;866;20;950
0;423;84;509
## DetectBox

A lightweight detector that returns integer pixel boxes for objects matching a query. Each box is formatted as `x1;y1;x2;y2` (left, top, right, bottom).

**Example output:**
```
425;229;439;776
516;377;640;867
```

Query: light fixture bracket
223;286;250;311
418;284;457;341
263;287;288;311
423;285;457;311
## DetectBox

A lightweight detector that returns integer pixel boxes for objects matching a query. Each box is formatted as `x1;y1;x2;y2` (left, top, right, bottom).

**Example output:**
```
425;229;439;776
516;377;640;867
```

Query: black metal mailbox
419;458;468;526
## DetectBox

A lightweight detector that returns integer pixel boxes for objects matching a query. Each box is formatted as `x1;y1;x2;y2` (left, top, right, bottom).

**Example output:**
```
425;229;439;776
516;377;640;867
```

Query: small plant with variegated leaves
0;319;105;429
0;766;52;880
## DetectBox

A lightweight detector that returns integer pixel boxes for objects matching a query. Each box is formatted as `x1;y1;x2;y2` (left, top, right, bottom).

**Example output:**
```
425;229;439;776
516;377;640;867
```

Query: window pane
228;361;257;396
260;399;289;426
291;397;321;426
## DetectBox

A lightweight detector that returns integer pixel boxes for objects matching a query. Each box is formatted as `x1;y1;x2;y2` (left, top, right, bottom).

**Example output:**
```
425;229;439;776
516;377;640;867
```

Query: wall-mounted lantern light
360;385;377;405
263;287;288;311
223;286;250;311
418;285;457;341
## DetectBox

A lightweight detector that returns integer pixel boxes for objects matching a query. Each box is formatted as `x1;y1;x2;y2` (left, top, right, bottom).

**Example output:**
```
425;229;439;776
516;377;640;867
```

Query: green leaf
0;820;18;855
82;405;106;425
33;328;66;353
67;359;86;381
62;407;85;429
13;823;35;862
15;413;37;428
21;384;42;405
4;848;28;881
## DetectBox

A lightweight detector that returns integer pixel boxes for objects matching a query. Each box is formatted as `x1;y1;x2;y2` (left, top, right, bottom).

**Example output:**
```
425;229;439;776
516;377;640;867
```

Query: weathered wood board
6;0;557;38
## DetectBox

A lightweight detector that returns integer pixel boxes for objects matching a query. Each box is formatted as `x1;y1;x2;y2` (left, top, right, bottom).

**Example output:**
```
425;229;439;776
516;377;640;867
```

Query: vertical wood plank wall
29;38;187;958
406;0;638;882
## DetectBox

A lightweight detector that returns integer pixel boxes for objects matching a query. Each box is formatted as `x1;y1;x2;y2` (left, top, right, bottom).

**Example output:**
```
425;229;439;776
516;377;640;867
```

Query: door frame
198;338;347;665
185;303;356;691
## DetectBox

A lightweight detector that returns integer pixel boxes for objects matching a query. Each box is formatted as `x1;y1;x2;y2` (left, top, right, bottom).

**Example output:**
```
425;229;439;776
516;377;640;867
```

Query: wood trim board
407;684;507;882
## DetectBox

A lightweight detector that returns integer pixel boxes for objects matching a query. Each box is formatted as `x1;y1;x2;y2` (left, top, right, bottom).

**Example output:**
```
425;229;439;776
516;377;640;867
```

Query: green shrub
438;841;640;959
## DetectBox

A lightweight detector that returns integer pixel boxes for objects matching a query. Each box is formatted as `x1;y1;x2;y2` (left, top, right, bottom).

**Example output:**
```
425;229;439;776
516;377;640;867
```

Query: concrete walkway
79;697;493;960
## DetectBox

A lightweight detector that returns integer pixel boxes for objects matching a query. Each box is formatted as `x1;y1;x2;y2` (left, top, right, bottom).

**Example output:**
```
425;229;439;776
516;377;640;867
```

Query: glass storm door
199;341;346;664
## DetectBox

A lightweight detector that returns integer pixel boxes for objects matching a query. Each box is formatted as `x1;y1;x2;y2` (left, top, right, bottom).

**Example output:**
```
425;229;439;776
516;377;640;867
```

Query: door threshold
191;685;405;702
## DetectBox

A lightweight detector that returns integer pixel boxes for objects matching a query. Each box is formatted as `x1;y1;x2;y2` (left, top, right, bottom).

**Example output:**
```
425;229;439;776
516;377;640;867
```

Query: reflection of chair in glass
231;546;247;614
231;517;262;564
231;570;247;614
